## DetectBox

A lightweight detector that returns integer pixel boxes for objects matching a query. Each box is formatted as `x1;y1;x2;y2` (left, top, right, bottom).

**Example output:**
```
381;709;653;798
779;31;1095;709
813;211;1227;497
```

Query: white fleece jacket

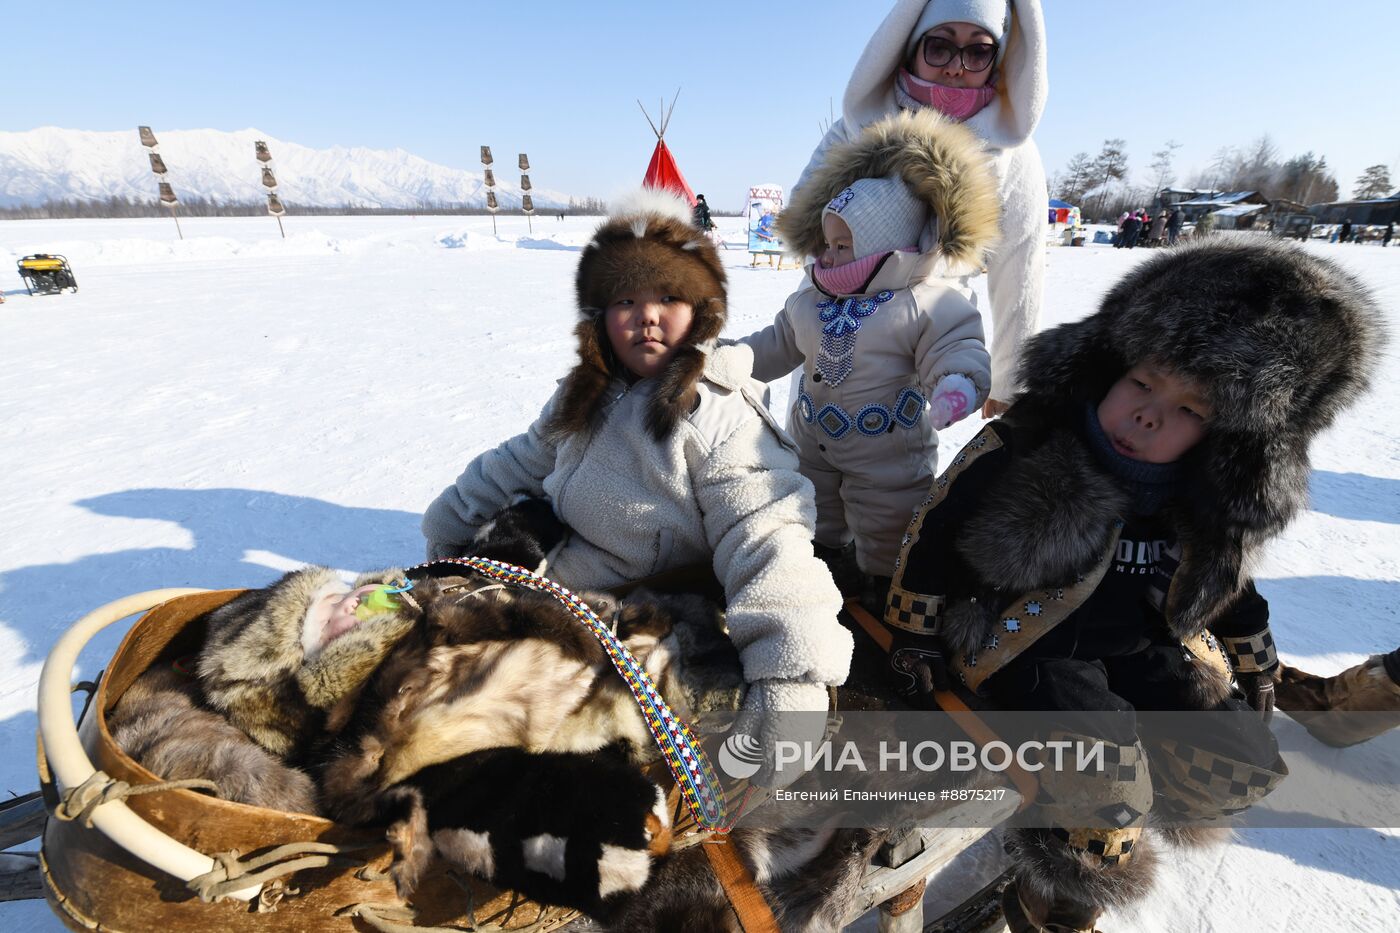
792;0;1048;402
422;343;852;714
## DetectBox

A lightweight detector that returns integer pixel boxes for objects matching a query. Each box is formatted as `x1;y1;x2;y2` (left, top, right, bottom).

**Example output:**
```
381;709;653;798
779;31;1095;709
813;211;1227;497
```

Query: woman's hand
981;398;1011;419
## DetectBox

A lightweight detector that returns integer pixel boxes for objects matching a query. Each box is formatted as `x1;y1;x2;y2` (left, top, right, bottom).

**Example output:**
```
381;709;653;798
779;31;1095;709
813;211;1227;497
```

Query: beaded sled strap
407;556;729;831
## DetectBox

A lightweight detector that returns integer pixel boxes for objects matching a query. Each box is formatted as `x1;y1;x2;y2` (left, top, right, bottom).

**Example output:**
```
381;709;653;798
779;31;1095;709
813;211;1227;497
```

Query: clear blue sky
6;1;1398;212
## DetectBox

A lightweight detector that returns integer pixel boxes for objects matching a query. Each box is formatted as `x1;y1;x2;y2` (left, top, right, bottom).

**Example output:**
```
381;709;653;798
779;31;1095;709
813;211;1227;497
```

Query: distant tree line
0;194;605;220
1047;134;1389;222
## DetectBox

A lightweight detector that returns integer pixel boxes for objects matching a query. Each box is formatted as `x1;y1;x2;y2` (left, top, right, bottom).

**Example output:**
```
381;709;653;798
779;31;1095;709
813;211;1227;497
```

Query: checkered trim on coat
1051;825;1143;867
884;586;945;634
1217;629;1278;674
1029;734;1151;867
1151;740;1287;821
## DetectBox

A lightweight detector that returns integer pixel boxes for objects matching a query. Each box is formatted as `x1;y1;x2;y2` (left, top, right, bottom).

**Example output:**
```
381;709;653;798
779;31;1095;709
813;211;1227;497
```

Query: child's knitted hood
778;109;1000;274
1014;235;1385;635
549;189;728;441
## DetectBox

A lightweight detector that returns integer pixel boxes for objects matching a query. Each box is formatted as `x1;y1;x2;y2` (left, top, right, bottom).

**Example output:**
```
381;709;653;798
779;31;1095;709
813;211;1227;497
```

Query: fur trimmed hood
1014;235;1385;635
777;109;1000;272
840;0;1047;150
550;189;729;441
196;566;417;757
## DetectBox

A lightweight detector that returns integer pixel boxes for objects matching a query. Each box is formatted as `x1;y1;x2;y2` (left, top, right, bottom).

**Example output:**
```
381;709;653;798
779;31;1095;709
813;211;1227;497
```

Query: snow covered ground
0;216;1396;929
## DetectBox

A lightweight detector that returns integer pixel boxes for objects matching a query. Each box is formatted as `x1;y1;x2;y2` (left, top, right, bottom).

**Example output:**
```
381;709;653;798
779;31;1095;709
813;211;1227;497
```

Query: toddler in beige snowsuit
741;110;999;578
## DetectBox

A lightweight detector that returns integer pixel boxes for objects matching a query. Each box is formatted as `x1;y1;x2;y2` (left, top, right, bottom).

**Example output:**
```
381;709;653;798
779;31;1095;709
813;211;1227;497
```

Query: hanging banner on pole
518;154;530;172
481;144;499;234
520;174;532;191
139;126;183;239
254;139;287;236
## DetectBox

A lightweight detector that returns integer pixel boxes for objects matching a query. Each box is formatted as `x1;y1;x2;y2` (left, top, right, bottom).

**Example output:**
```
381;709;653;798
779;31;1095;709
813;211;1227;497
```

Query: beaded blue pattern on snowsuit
814;290;894;387
798;374;927;440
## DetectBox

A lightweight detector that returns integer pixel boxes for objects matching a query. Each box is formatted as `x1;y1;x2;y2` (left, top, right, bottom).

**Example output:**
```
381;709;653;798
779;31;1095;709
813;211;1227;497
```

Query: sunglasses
922;35;998;73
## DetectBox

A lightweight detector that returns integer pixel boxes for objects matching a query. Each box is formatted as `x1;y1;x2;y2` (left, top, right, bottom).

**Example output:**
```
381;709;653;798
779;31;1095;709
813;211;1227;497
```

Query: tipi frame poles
636;88;682;139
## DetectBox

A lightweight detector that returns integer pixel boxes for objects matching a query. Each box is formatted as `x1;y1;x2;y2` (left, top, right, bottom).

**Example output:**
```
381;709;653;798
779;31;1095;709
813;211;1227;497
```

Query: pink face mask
813;252;889;295
897;68;997;121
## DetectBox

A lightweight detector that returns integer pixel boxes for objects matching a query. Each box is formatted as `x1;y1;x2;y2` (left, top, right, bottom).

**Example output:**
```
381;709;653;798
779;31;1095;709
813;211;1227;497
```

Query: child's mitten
730;680;832;789
928;374;976;430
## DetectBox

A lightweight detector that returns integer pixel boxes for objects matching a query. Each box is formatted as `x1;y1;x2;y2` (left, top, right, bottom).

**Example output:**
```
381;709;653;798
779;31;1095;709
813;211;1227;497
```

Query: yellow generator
18;253;78;295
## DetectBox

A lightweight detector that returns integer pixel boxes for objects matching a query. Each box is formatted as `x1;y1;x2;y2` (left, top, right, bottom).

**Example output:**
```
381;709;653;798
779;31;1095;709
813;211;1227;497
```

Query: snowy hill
0;127;573;210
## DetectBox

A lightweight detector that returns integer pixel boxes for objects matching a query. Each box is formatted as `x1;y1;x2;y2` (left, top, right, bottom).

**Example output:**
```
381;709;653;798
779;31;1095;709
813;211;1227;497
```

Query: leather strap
702;836;781;933
844;599;1040;811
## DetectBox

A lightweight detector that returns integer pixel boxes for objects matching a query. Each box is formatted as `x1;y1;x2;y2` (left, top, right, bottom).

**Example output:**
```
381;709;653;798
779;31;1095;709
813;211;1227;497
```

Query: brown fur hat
550;189;728;441
1014;235;1385;637
778;109;1000;271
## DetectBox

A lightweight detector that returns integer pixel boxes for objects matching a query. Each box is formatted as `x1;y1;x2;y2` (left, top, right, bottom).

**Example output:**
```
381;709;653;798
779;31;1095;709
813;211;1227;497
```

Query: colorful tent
639;92;696;207
643;139;695;206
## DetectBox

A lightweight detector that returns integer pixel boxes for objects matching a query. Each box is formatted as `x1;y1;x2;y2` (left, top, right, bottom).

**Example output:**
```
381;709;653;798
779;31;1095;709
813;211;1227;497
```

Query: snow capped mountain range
0;127;572;210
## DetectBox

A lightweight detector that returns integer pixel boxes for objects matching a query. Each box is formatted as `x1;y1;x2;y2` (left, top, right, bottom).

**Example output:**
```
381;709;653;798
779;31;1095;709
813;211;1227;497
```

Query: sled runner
11;586;1015;932
17;254;78;296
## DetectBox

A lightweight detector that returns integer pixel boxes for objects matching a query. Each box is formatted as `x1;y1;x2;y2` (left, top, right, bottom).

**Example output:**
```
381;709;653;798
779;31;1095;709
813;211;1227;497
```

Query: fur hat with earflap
1015;234;1386;638
549;188;729;442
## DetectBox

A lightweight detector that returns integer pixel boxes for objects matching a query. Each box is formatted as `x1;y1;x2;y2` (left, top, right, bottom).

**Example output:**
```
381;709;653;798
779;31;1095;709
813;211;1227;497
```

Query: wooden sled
12;589;1013;932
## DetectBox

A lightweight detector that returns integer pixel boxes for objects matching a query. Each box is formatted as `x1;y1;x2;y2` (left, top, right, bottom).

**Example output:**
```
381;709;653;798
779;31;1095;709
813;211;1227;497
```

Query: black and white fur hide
373;743;671;912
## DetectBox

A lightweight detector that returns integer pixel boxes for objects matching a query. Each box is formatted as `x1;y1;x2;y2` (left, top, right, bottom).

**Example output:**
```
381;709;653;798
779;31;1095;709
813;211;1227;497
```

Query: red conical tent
639;91;696;207
643;139;696;206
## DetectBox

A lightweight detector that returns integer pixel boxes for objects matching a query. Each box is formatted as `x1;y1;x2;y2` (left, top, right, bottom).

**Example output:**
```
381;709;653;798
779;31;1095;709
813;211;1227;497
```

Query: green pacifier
355;585;401;619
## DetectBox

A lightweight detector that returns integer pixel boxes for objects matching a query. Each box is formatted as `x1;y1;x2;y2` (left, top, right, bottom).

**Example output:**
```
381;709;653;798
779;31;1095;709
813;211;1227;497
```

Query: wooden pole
276;215;285;239
169;205;183;240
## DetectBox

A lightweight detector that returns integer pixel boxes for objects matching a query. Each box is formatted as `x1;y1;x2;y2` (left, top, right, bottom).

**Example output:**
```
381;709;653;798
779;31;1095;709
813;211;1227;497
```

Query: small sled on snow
7;587;1018;932
17;254;78;296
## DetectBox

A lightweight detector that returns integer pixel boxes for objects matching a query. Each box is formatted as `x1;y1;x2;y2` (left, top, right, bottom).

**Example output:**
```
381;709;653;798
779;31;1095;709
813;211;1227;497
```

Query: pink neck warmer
813;251;909;296
896;68;996;121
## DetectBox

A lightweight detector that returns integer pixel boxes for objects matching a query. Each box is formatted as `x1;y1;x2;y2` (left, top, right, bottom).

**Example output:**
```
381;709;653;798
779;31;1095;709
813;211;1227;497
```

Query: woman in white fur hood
793;0;1047;412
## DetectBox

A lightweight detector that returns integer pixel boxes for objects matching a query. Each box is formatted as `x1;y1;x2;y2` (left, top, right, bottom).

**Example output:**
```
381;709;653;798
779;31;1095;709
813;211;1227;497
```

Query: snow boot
1000;881;1103;933
1273;651;1400;747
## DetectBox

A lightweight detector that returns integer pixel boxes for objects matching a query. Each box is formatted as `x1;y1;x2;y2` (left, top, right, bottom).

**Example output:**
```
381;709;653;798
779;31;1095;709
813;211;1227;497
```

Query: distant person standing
1166;207;1183;245
1149;210;1167;246
1383;221;1393;247
1339;218;1353;243
1195;211;1215;237
692;193;715;232
1122;210;1143;248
